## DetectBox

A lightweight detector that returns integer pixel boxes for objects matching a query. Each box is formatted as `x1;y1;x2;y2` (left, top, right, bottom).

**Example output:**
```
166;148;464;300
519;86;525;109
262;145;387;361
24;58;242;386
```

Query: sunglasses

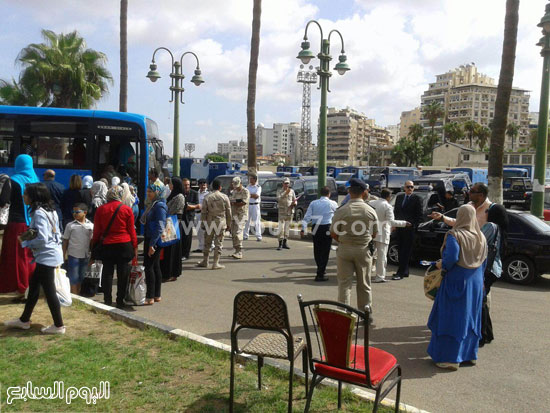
405;186;414;189
72;210;84;214
469;190;481;194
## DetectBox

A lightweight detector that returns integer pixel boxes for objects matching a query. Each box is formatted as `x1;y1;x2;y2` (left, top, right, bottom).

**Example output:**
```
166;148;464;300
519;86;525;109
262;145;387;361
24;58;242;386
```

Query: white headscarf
121;182;135;207
91;181;108;208
111;176;121;187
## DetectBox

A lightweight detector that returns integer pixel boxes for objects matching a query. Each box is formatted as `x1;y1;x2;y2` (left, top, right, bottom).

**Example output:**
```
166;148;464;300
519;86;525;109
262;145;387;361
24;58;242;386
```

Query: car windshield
519;213;550;233
262;179;283;196
335;173;353;181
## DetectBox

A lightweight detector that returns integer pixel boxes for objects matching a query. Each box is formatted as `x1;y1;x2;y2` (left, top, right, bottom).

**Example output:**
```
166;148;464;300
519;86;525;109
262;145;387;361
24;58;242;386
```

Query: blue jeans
67;255;88;285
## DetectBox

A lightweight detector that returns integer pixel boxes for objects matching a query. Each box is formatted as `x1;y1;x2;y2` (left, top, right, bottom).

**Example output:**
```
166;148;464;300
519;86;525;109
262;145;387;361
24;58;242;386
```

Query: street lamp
531;3;550;218
146;47;204;177
297;20;350;193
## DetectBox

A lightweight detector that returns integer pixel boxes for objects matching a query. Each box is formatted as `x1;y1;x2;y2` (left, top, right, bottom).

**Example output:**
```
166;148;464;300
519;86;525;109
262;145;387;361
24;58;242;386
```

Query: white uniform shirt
198;188;210;213
62;219;94;259
247;184;261;205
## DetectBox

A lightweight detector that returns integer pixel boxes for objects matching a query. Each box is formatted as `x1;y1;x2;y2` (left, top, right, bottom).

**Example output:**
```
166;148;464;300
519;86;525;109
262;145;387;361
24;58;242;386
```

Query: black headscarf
487;203;508;256
166;177;184;203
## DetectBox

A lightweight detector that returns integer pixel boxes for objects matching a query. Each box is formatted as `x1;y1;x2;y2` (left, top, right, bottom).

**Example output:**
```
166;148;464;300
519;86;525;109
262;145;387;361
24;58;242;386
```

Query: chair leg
304;373;318;413
395;366;402;413
288;359;294;413
337;381;342;410
257;356;264;390
229;351;235;413
302;348;309;397
373;387;381;413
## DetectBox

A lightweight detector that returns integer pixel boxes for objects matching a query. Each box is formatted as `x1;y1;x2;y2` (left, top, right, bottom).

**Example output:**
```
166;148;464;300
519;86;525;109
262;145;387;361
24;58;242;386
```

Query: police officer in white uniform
244;174;262;241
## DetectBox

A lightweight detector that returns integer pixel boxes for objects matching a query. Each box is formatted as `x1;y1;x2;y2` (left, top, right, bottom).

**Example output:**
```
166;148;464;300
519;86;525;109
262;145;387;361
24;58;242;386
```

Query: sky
0;0;547;157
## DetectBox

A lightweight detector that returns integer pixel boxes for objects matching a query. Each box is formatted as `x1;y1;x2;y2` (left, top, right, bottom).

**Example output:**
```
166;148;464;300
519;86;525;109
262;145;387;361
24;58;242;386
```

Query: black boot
282;239;290;249
277;240;283;251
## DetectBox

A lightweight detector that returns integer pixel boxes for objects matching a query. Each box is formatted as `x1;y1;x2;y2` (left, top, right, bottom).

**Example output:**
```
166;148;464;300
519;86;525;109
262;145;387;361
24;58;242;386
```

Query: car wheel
387;242;399;266
502;255;536;285
295;208;304;222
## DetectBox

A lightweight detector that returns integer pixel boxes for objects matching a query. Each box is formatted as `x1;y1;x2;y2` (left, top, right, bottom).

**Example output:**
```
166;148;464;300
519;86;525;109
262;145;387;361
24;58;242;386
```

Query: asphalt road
98;235;550;413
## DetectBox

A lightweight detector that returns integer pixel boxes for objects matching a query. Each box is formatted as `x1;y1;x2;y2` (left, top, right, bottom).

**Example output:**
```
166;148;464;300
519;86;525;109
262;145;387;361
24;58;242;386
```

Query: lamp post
297;21;350;193
531;3;550;218
146;48;204;177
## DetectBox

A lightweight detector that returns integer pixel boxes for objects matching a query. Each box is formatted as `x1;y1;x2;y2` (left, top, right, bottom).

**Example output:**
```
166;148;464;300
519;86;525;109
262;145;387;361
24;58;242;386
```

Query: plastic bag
124;260;146;306
85;262;103;282
424;263;443;301
55;267;72;307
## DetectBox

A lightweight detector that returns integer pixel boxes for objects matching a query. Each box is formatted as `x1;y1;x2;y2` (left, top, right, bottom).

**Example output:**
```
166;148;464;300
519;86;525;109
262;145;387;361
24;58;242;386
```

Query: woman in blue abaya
428;204;487;371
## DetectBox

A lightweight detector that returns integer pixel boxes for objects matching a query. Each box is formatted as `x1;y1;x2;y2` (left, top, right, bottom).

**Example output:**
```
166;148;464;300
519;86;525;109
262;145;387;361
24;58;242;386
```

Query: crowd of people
0;152;506;373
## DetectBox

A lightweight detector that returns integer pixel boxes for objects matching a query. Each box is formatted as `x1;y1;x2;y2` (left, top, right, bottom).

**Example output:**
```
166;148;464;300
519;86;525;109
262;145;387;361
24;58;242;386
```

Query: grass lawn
0;297;395;412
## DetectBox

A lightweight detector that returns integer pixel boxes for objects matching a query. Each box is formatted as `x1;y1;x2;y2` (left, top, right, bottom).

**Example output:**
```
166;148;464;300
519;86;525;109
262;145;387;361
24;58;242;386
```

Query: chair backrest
298;296;373;386
231;291;292;348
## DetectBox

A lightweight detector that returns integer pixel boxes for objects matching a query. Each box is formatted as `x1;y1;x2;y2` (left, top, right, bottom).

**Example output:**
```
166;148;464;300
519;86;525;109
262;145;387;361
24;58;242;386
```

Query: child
62;203;93;294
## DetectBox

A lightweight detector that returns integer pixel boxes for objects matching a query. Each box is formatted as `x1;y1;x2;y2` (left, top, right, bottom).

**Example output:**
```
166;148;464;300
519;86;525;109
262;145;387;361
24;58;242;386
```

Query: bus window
24;136;87;168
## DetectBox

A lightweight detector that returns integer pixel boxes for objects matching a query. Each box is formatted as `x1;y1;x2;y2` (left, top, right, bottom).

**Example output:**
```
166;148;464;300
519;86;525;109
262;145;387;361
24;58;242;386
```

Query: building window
522;155;532;164
509;155;520;164
463;154;470;161
485;154;489;161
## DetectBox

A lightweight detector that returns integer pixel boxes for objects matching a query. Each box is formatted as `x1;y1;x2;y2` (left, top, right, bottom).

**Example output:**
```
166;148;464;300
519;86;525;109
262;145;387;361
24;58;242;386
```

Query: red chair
297;295;401;412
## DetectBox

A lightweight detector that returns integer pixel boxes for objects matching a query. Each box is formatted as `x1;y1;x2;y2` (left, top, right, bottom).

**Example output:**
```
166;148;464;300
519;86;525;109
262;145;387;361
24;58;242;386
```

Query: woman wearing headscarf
480;204;508;347
120;182;135;208
91;185;137;308
428;204;487;371
89;181;108;222
161;177;185;282
142;184;167;305
61;174;83;228
0;154;39;294
80;175;94;212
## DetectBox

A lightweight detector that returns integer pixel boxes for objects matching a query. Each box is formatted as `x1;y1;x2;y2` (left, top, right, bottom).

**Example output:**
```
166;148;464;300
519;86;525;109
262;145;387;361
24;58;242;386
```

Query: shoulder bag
91;203;123;260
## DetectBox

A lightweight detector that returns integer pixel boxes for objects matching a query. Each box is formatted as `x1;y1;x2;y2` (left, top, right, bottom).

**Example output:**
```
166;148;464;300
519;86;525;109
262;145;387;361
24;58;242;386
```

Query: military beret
232;176;241;185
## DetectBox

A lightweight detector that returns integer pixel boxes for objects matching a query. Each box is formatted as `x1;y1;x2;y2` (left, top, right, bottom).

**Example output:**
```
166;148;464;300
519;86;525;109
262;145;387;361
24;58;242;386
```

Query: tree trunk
488;0;519;204
246;0;261;175
119;0;128;112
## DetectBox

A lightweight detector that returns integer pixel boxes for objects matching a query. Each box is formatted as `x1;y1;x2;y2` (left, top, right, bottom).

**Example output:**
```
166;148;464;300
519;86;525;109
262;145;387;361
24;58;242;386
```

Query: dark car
503;177;532;210
387;208;550;285
260;176;338;222
212;174;249;196
413;173;471;205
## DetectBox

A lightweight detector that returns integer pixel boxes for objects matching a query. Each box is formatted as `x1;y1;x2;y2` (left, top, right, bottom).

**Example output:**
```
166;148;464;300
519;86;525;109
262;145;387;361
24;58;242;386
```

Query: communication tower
296;65;317;165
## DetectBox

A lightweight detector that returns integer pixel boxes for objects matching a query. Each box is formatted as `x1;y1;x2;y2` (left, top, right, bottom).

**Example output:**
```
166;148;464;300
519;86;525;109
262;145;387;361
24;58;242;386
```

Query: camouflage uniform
230;185;249;258
197;190;232;270
277;186;296;246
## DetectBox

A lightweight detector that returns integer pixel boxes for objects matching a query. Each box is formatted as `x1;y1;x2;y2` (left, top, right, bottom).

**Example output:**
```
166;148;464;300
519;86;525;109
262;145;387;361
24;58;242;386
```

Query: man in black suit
392;180;423;280
181;178;199;260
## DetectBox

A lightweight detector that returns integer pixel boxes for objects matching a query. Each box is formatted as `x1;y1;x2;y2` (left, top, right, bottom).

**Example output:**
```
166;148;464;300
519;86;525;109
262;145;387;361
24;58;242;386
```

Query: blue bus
0;106;165;210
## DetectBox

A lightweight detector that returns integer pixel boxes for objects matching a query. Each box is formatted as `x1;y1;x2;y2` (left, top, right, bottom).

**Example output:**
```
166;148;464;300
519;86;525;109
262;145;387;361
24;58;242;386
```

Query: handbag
85;261;103;280
54;267;72;307
91;203;123;260
124;259;147;306
424;263;443;301
157;215;181;247
0;204;9;226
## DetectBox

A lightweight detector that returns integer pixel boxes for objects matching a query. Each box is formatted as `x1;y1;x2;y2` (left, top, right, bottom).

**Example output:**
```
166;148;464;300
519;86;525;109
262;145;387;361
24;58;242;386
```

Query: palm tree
488;0;519;203
443;122;464;143
0;79;42;106
119;0;128;112
506;122;519;151
246;0;261;174
408;123;424;166
423;101;445;164
15;29;112;108
463;120;480;149
477;126;491;151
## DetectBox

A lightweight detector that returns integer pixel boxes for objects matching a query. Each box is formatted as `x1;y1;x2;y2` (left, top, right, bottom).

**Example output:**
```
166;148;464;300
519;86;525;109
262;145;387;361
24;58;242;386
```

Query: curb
73;295;429;413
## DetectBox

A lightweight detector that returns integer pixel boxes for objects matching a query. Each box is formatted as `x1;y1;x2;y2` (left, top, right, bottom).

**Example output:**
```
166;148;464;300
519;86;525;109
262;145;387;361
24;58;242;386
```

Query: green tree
488;0;519;203
1;29;112;108
443;122;464;143
463;120;480;149
0;79;42;106
246;0;262;174
477;126;491;151
423;101;445;165
506;122;520;151
205;153;228;162
119;0;128;112
407;123;424;166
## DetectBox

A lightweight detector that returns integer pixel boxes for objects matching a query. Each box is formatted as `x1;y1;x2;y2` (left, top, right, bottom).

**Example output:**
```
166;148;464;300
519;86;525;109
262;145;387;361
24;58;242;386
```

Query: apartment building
421;64;530;149
255;122;300;157
399;107;421;139
326;107;391;164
